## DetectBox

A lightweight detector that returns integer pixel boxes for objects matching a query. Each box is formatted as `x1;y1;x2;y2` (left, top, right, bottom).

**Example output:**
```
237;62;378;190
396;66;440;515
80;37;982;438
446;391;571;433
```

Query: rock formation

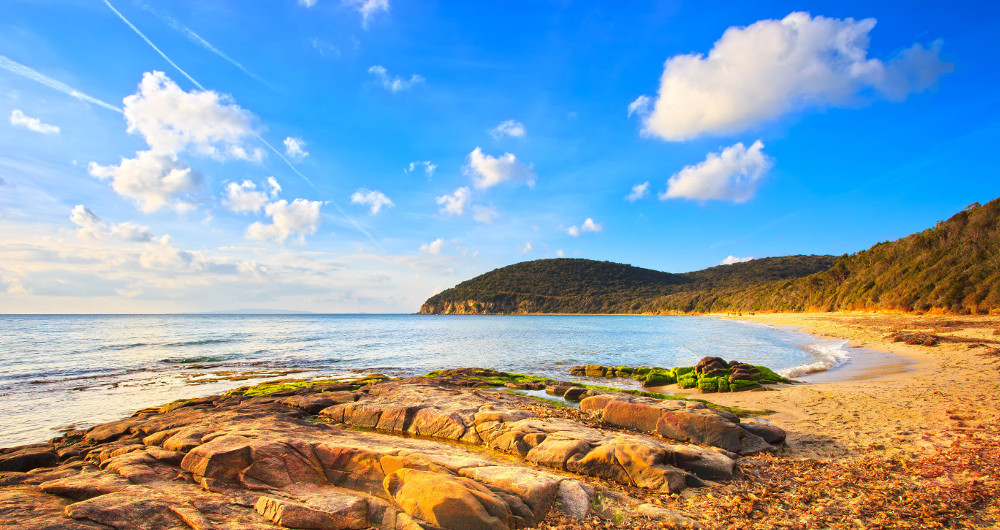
0;369;784;529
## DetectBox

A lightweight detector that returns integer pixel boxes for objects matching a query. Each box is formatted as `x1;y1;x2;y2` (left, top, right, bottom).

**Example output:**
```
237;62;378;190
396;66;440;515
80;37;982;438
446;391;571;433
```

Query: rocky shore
0;368;784;529
3;313;999;529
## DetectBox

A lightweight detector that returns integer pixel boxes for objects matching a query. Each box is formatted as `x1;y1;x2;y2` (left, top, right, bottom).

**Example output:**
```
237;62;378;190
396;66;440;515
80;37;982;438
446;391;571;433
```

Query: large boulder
383;469;513;530
656;410;744;454
255;491;368;529
179;435;253;486
0;445;57;472
601;401;664;433
457;466;561;525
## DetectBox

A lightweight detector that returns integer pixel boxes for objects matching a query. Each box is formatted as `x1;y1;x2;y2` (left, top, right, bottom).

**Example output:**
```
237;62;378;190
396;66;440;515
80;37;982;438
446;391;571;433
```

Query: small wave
160;338;233;347
779;340;850;378
97;342;149;351
160;355;230;364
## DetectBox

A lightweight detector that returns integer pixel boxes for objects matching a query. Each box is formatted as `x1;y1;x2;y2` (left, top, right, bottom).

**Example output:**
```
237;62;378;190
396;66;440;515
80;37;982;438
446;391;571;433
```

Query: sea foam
779;340;851;378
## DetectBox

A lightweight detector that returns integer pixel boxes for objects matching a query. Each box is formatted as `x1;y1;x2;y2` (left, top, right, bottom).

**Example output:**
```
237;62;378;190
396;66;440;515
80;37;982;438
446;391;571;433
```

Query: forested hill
419;198;1000;315
418;255;837;314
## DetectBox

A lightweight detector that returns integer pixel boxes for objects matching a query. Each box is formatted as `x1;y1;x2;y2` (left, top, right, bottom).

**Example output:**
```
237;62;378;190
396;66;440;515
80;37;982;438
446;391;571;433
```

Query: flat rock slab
255;491;368;529
0;374;785;530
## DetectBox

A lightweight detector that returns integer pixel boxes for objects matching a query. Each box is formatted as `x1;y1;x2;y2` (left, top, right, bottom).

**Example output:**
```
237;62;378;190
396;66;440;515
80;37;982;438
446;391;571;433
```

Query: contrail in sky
101;0;385;252
137;3;270;87
0;55;122;113
101;0;204;90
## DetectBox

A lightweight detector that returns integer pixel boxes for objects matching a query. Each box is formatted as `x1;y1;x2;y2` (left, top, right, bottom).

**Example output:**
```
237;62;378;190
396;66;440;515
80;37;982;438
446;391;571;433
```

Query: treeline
420;198;1000;315
419;255;837;314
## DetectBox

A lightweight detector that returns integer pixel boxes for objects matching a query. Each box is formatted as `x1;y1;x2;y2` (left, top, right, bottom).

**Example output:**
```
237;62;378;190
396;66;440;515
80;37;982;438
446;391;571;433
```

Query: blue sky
0;0;997;313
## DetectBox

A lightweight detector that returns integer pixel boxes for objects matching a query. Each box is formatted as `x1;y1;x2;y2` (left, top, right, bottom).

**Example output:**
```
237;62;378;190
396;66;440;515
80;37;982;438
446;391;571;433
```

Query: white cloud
69;205;153;242
140;235;205;271
489;120;526;139
223;178;280;214
246;198;323;243
436;187;471;216
464;147;536;190
350;188;394;214
661;140;773;203
9;110;59;135
637;12;953;141
368;65;424;92
406;161;436;177
88;151;202;213
627;95;650;118
299;0;317;6
565;218;602;237
520;241;532;254
555;250;565;258
284;137;309;160
419;238;445;255
121;71;260;159
627;181;650;202
472;205;499;224
721;255;755;265
89;71;263;212
343;0;389;28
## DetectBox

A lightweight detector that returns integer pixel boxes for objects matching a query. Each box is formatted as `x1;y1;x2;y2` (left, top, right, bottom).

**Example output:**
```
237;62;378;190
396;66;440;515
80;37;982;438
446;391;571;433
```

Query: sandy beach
633;312;1000;528
683;312;1000;459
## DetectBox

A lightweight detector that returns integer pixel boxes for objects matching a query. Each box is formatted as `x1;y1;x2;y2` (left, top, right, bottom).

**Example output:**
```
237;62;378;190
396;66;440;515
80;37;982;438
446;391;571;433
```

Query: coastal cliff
421;198;1000;315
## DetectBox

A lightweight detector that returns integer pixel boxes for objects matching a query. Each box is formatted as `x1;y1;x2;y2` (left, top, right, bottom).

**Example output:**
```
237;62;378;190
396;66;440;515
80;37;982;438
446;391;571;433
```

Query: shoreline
675;312;1000;458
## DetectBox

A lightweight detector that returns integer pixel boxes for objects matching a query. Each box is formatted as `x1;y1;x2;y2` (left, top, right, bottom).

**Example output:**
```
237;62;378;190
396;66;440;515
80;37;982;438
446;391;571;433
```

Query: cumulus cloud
368;65;424;92
88;151;202;213
721;255;755;265
223;177;280;214
489;120;526;139
284;137;308;160
350;188;394;214
9;110;59;135
520;241;532;254
436;187;471;216
565;218;602;237
343;0;388;28
627;181;650;202
140;235;205;271
472;205;499;224
89;71;263;212
299;0;317;6
121;71;260;159
419;238;445;255
246;198;323;243
464;147;536;190
69;205;153;242
406;161;437;178
660;140;772;202
635;12;953;140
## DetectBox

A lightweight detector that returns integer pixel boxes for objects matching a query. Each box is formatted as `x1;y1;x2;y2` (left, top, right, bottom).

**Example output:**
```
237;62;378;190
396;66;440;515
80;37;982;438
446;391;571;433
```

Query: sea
0;314;860;448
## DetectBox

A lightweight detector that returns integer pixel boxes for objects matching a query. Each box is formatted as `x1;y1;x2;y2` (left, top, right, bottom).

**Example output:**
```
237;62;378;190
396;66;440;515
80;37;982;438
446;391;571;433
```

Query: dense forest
419;198;1000;315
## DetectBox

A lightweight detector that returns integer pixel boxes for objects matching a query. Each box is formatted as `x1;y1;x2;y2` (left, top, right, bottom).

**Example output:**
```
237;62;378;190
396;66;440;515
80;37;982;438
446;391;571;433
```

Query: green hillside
419;198;1000;315
419;255;837;314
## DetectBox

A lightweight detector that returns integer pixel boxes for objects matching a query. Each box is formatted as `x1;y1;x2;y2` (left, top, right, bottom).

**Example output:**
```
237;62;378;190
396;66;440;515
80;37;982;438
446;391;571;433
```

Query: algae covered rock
568;359;790;393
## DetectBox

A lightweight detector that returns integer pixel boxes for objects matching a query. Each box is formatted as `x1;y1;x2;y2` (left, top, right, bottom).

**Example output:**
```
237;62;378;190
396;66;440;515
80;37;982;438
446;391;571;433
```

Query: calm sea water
0;314;852;447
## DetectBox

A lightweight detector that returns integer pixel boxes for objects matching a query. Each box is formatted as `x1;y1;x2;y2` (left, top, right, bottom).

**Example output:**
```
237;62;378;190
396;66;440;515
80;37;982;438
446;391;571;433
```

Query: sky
0;0;997;313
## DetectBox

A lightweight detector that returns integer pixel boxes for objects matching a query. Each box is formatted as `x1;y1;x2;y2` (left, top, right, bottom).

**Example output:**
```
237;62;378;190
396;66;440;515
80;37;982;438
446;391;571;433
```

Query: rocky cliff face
418;299;529;314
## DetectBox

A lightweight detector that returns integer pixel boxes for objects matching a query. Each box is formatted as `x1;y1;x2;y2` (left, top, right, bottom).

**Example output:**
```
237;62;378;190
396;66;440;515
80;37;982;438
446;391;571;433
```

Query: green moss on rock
641;370;676;387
